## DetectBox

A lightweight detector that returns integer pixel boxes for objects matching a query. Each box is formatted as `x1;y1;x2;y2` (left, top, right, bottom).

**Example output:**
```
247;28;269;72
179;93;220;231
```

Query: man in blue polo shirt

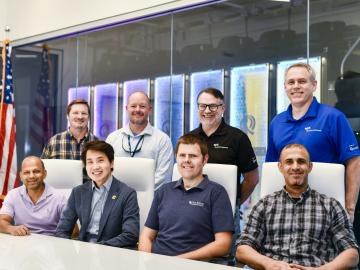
266;62;360;222
138;134;234;260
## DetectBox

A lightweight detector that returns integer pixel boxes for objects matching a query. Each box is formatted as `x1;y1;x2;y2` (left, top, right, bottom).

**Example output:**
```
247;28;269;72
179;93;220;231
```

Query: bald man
106;91;173;189
0;156;66;236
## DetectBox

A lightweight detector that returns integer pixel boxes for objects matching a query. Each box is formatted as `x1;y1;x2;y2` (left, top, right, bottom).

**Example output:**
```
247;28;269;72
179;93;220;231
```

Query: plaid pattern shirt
237;187;358;267
41;129;98;160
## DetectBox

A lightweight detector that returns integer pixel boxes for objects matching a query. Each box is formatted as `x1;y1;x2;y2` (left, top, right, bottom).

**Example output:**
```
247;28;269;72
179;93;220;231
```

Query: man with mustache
106;91;173;189
41;99;98;182
266;63;360;223
0;156;66;236
237;144;358;269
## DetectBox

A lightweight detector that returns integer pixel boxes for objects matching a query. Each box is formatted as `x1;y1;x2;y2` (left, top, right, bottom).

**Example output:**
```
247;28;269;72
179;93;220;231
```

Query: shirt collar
285;97;319;122
91;175;113;192
196;118;227;137
173;175;209;191
67;128;90;141
19;183;52;203
123;122;153;137
282;185;311;203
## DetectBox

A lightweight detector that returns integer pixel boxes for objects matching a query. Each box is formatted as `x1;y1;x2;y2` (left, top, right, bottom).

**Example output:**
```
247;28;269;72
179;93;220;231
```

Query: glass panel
154;74;185;146
93;83;119;140
68;86;91;103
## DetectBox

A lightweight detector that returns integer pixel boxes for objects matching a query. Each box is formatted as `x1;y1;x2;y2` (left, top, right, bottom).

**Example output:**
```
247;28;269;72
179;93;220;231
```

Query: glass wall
11;0;360;202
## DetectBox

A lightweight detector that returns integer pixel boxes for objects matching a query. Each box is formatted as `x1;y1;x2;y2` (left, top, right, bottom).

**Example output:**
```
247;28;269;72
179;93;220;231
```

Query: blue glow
122;79;150;126
189;70;224;130
154;74;185;146
68;86;90;103
94;83;119;140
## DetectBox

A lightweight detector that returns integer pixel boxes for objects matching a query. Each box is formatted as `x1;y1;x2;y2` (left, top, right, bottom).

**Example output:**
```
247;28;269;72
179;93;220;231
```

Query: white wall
4;0;211;45
0;0;8;41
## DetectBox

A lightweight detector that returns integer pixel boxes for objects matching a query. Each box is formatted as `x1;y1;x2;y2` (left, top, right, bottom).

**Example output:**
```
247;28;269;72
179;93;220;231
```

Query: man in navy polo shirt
138;134;234;260
266;62;360;222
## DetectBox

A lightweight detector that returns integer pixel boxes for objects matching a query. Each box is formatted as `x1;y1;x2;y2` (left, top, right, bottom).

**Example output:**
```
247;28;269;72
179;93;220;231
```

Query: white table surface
0;233;240;270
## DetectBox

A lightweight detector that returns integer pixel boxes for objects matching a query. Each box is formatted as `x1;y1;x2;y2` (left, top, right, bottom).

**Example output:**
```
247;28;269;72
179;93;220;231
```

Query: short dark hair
175;134;208;157
279;143;311;162
81;141;114;166
67;99;90;116
197;88;224;102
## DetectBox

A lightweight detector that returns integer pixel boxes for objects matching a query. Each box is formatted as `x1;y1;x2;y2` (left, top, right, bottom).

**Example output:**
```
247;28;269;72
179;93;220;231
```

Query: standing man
0;156;66;236
139;134;234;260
189;88;259;205
41;99;98;160
266;63;360;222
56;141;139;248
237;144;358;269
106;91;173;189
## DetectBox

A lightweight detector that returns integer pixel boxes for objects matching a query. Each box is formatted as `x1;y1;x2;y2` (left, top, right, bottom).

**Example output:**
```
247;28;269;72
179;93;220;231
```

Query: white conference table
0;233;241;270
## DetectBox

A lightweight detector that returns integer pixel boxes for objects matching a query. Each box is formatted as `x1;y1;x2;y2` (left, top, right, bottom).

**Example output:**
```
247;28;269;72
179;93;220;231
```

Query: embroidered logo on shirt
304;126;322;132
349;144;359;152
213;143;228;149
189;200;204;207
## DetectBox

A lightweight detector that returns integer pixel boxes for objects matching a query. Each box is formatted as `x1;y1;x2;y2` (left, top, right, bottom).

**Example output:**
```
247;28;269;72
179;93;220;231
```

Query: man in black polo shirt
189;88;259;205
139;134;234;259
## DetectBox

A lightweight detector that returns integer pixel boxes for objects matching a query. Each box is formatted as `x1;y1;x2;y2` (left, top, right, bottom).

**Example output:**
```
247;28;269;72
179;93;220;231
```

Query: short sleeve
0;190;16;218
237;132;258;173
211;185;234;233
144;190;161;231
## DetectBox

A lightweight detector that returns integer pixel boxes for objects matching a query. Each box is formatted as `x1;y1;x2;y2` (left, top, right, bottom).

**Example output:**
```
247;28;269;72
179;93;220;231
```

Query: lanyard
128;135;144;157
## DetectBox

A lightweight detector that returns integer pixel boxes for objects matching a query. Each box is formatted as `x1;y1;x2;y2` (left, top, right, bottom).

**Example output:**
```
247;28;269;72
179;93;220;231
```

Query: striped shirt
237;187;358;267
41;129;98;160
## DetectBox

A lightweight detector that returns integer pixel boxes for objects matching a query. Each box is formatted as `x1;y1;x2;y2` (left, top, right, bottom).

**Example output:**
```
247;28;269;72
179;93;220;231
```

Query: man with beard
237;144;358;269
106;91;173;189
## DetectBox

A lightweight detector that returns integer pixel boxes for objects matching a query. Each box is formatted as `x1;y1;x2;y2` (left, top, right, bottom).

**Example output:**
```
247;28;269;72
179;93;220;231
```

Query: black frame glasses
197;103;223;112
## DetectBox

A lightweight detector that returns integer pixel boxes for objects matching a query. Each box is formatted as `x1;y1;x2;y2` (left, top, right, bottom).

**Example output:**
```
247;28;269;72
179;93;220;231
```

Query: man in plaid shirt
236;143;358;269
41;99;98;181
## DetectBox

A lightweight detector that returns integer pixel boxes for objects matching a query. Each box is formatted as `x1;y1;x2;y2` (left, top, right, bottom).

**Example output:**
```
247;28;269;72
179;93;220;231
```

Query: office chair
41;159;83;199
112;157;155;231
260;162;345;207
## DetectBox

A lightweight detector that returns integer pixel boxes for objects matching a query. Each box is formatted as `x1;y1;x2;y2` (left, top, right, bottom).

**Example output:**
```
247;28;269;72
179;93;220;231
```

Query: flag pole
0;26;10;133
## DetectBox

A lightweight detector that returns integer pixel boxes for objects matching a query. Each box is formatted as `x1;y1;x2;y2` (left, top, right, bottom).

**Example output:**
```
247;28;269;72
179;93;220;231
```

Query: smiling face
68;103;89;131
197;92;224;129
85;150;114;187
278;146;313;195
126;92;152;127
284;66;317;108
20;157;47;191
176;143;208;182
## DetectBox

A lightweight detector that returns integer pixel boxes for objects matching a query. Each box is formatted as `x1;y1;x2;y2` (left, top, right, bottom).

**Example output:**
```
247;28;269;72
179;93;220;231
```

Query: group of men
0;62;359;269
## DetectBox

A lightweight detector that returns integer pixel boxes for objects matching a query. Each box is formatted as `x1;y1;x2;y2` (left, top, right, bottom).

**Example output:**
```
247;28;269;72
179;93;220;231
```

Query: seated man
139;134;234;260
56;141;139;248
0;156;66;236
236;143;358;269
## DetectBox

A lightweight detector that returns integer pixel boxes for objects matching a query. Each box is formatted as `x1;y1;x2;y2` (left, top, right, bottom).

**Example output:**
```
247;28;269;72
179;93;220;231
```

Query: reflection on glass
230;64;269;151
67;86;91;103
276;57;322;113
189;70;224;130
154;74;185;146
94;83;119;140
122;79;150;126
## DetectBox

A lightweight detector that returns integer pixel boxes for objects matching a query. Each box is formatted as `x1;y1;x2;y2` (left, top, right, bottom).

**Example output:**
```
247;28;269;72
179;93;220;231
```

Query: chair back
172;163;237;214
112;157;155;231
260;162;345;207
42;159;83;198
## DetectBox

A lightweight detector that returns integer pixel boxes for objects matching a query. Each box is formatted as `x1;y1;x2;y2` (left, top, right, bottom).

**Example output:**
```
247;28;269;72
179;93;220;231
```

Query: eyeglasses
197;103;223;112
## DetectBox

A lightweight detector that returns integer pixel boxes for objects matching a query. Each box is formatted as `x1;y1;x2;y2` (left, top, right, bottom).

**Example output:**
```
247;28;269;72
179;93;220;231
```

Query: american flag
30;45;52;149
0;40;19;206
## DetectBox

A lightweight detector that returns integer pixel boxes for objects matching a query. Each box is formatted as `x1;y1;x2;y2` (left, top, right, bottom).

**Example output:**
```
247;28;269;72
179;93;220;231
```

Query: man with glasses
106;91;173;189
